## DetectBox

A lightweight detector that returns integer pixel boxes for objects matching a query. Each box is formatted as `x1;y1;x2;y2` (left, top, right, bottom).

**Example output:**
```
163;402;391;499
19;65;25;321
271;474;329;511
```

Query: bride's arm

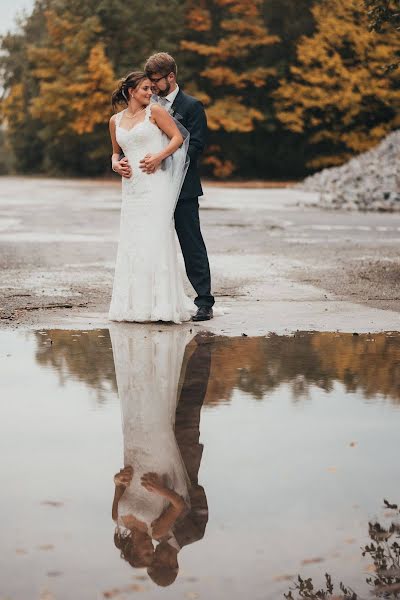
112;466;133;521
109;115;132;179
140;105;184;173
112;484;125;521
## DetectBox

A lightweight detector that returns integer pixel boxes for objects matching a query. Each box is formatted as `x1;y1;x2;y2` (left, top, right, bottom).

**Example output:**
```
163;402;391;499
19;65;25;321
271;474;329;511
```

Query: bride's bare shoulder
109;110;124;125
149;103;164;114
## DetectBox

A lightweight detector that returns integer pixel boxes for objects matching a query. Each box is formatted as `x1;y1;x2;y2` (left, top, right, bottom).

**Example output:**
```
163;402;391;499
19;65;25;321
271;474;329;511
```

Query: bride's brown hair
114;528;153;568
111;71;148;110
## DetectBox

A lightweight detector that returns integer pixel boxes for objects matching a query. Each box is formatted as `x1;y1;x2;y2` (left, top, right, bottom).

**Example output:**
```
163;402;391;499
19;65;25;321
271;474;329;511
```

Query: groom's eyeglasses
149;73;171;84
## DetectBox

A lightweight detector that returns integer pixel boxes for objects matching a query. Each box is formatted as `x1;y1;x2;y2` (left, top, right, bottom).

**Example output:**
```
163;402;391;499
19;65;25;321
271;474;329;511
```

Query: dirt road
0;176;399;334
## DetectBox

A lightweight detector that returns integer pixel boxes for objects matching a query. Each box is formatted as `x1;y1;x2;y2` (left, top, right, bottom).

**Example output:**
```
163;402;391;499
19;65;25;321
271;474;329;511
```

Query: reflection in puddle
110;325;208;587
33;330;400;405
1;328;400;599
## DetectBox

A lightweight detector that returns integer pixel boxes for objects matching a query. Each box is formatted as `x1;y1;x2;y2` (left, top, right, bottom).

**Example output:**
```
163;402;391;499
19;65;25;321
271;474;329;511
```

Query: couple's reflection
109;325;210;586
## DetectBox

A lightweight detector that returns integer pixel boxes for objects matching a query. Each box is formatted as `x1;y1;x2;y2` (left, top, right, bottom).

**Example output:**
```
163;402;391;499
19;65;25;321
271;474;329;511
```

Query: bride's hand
113;157;132;179
113;465;133;488
139;154;162;174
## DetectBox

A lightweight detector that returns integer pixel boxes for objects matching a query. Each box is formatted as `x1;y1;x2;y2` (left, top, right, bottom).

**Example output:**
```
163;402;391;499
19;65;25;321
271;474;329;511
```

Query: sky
0;0;34;35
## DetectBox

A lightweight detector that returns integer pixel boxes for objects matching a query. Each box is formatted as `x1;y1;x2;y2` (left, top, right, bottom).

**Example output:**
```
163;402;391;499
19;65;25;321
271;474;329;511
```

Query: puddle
1;327;400;599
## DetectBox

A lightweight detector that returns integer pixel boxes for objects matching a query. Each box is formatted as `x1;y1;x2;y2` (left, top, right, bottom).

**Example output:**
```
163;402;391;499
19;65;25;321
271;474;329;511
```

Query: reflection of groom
115;52;214;321
173;333;210;547
148;333;211;586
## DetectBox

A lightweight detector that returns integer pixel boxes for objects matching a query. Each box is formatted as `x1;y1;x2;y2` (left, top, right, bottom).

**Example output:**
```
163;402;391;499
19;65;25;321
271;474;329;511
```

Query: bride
108;71;195;323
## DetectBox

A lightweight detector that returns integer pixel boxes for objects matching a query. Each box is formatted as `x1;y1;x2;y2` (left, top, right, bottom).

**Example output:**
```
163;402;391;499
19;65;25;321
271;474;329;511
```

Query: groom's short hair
144;53;177;77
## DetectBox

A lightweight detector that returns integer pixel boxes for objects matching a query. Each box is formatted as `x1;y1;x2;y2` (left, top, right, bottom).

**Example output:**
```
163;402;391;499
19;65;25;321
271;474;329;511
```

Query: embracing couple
108;52;214;324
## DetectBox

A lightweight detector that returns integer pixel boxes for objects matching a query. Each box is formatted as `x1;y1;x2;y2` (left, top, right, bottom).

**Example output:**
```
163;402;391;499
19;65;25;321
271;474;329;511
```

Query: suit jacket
172;336;211;550
170;89;208;201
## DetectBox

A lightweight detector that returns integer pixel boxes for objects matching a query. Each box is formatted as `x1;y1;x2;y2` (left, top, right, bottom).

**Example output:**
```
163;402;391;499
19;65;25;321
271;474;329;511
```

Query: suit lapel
171;89;184;116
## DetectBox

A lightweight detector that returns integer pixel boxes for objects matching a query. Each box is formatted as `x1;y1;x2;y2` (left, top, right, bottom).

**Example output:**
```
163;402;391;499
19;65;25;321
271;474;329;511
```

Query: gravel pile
299;130;400;211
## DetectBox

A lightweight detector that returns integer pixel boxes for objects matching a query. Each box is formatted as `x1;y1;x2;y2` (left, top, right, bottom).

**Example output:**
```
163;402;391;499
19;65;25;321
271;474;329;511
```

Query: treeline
0;0;399;179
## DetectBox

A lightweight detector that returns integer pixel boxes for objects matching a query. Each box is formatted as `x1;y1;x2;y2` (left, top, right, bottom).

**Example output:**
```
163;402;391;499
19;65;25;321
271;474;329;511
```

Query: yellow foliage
201;66;275;88
0;83;25;128
186;6;212;31
206;97;264;132
182;0;277;175
26;10;116;137
203;151;236;177
274;0;400;168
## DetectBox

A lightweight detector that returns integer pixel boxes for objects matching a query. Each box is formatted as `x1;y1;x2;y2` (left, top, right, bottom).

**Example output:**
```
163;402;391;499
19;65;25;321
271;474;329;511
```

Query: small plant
284;499;400;599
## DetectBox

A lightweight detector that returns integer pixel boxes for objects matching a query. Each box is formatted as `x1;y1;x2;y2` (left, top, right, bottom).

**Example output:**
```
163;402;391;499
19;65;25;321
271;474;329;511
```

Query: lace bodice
116;105;164;162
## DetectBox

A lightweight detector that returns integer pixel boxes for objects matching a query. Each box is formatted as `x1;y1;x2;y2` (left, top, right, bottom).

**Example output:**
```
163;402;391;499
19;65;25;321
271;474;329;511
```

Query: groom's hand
112;157;132;178
139;153;161;174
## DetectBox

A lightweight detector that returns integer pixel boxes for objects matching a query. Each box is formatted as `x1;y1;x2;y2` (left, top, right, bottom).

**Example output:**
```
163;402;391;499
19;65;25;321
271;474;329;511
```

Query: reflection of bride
109;324;194;586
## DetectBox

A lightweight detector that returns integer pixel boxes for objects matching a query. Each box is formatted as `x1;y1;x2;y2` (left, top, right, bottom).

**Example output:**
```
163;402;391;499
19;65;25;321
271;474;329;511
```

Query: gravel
299;130;400;212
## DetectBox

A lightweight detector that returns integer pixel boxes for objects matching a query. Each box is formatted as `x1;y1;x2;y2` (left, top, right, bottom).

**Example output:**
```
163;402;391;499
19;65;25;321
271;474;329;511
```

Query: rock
298;130;400;211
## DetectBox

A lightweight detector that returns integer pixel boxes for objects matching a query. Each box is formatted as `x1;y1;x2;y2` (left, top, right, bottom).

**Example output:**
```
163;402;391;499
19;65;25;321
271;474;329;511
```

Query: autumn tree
0;0;49;171
365;0;400;70
0;0;184;175
95;0;185;74
365;0;400;32
27;7;117;172
274;0;400;169
181;0;279;177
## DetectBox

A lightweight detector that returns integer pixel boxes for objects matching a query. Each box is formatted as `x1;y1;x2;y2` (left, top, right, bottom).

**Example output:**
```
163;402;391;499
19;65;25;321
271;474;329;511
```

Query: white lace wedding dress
108;104;195;324
110;324;193;534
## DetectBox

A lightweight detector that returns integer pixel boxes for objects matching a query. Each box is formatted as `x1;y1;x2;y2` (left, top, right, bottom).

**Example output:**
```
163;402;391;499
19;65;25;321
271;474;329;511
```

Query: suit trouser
173;338;210;545
174;197;214;309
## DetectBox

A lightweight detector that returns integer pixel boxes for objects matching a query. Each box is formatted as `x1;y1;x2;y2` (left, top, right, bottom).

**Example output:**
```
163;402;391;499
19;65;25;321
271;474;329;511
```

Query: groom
115;52;214;321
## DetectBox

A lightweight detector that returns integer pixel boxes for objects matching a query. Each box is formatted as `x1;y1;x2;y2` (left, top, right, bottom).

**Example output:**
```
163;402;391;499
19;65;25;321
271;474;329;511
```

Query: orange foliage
33;331;400;407
28;10;116;137
274;0;400;168
182;0;278;176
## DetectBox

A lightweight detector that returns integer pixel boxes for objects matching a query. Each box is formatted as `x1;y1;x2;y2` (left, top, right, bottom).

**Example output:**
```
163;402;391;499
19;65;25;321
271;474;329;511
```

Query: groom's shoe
192;307;213;321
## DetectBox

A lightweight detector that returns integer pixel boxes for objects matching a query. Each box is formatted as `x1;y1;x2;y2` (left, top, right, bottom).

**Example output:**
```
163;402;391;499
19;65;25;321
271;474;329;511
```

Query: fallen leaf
103;583;144;597
128;585;144;592
301;557;324;565
39;590;55;600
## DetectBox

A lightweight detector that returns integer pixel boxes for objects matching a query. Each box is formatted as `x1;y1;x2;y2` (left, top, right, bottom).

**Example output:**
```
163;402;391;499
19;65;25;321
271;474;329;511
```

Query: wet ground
1;326;400;600
1;176;400;334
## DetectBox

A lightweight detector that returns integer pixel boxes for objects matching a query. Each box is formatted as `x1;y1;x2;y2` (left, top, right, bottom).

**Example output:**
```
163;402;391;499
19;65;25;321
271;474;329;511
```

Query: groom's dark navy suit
170;90;214;309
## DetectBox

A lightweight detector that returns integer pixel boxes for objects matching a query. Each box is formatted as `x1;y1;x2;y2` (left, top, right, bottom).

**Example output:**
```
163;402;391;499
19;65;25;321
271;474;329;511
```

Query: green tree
0;0;49;172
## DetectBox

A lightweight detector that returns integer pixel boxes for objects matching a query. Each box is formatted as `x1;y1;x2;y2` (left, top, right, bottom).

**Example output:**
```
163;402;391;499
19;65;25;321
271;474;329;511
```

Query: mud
0;176;399;335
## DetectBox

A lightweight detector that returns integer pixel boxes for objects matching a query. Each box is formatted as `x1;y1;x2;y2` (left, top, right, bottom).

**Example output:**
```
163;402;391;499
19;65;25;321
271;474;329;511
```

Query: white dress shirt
164;85;180;108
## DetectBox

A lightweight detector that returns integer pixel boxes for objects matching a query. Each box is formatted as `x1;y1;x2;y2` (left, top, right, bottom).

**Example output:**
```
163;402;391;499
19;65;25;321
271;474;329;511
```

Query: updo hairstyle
111;71;148;109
